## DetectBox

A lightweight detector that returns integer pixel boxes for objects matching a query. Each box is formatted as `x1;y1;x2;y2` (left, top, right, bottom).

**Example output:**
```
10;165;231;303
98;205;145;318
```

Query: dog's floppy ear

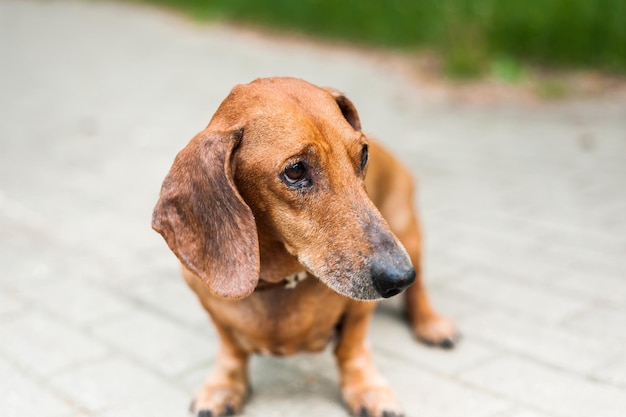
152;129;259;299
325;88;362;131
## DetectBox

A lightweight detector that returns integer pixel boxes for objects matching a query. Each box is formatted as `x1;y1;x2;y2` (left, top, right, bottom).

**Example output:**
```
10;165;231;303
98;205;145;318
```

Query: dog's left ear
152;129;259;300
325;88;362;131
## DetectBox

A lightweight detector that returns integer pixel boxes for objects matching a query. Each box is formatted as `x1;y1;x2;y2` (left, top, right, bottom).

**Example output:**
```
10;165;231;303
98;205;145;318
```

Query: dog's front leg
335;302;403;417
191;325;249;417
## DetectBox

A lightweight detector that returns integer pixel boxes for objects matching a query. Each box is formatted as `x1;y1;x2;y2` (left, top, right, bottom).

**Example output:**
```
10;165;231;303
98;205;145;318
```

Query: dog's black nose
371;262;416;298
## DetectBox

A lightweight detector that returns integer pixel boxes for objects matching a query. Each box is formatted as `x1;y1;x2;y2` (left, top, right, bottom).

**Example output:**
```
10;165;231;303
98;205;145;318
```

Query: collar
255;271;308;292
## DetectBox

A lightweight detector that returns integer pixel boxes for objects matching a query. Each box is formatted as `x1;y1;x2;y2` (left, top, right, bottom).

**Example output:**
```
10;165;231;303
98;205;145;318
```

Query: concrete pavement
1;1;626;416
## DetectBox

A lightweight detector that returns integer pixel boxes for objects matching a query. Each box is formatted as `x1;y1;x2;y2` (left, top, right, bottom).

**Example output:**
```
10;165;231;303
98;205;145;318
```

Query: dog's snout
371;261;416;298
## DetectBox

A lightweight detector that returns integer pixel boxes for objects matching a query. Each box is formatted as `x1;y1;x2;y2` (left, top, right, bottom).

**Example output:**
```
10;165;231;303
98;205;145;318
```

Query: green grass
137;0;626;77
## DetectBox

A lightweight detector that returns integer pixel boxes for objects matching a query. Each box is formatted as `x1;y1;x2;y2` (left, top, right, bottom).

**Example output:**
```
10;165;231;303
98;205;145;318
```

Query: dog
152;77;457;417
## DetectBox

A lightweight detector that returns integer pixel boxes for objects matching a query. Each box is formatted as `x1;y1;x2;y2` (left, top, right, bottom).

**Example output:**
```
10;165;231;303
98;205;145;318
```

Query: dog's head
152;77;415;300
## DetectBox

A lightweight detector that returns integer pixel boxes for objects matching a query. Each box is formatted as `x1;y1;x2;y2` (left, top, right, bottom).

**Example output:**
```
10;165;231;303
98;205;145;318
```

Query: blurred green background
138;0;626;78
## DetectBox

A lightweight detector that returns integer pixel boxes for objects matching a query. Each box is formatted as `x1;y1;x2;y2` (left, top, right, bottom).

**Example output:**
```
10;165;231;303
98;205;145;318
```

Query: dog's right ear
152;129;260;300
325;88;362;131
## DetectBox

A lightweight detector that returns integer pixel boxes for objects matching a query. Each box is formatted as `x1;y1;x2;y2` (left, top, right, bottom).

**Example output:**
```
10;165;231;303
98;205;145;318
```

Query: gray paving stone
561;305;626;344
549;263;626;305
459;355;626;417
243;353;347;417
0;218;67;290
377;354;512;417
422;220;565;287
92;309;217;377
458;309;623;376
371;307;498;376
97;398;190;417
0;356;75;417
440;223;541;269
531;230;626;273
50;356;188;413
497;409;554;417
540;227;626;266
423;287;488;321
422;251;472;289
0;290;24;319
0;212;113;293
592;354;626;388
177;363;212;393
15;278;133;327
444;269;589;323
0;312;110;377
123;275;211;328
144;351;344;416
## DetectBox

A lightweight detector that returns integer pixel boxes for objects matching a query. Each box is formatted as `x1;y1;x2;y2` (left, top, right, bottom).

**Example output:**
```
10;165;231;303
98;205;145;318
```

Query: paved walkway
1;1;626;416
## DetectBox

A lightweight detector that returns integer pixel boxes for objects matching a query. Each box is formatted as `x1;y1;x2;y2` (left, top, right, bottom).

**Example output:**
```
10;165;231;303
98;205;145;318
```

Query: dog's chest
207;278;348;355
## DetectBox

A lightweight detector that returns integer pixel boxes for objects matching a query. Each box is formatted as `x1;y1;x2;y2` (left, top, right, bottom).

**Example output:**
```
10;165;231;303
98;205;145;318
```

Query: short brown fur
153;77;457;417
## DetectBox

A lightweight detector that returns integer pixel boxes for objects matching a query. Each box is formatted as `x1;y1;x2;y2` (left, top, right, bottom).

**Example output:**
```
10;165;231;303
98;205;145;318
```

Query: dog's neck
256;227;304;278
255;271;308;292
255;234;310;291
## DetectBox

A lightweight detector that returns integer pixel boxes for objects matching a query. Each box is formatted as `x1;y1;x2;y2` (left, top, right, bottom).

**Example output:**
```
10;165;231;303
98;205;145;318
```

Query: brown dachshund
152;77;457;417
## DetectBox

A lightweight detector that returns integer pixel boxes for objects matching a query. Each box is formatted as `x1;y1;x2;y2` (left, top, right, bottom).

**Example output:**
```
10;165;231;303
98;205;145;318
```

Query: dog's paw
413;313;459;348
343;384;404;417
190;383;248;417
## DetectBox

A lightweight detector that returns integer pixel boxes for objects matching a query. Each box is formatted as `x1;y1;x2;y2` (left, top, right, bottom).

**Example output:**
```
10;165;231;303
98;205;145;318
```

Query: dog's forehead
214;79;357;144
238;79;338;121
220;79;329;120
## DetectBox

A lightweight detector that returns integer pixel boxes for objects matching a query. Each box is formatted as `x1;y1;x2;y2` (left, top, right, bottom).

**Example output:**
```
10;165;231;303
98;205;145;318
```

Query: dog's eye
360;144;369;171
284;162;307;184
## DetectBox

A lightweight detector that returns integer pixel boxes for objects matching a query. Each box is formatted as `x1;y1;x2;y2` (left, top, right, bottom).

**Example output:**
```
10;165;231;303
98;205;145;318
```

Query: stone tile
97;397;189;417
425;209;543;242
57;413;91;417
50;356;187;413
531;230;626;272
592;354;626;388
0;312;109;376
177;365;210;393
377;354;512;417
446;269;589;323
243;353;347;417
180;351;339;396
562;305;626;344
458;310;622;375
441;224;542;273
0;356;75;417
549;263;626;305
16;278;132;326
0;215;113;293
244;394;347;417
371;307;497;376
459;355;626;417
56;209;166;275
124;276;210;328
378;284;484;328
423;250;474;288
0;289;24;319
0;220;66;290
427;284;489;319
497;408;555;417
540;227;626;264
92;309;216;377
